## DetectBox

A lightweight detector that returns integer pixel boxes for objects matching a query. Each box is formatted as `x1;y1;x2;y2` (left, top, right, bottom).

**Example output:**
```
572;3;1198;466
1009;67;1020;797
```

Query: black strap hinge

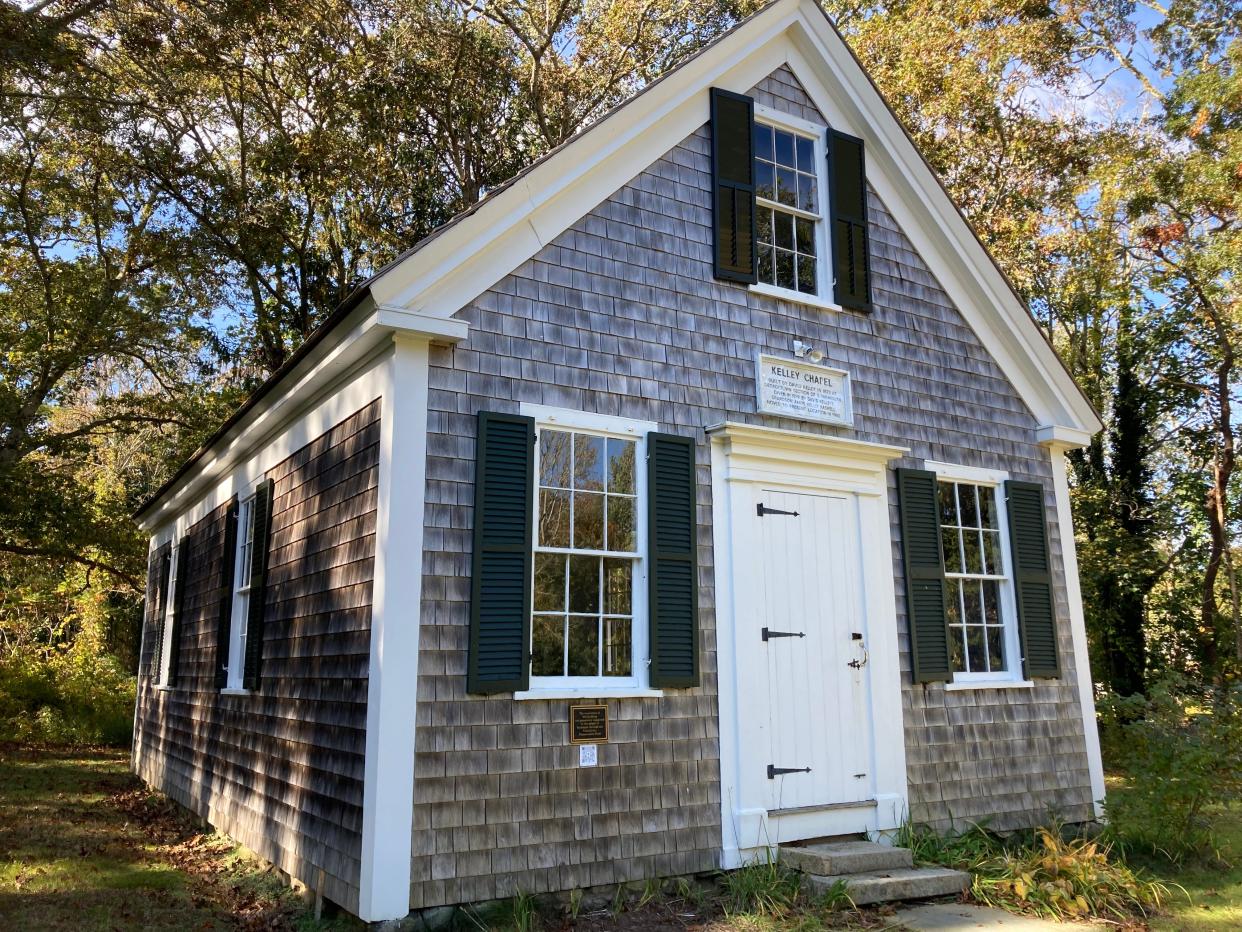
762;628;806;641
757;503;799;517
767;765;812;779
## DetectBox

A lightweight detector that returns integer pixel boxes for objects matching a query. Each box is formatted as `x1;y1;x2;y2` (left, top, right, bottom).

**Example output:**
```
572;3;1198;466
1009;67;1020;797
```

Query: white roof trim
366;0;1100;436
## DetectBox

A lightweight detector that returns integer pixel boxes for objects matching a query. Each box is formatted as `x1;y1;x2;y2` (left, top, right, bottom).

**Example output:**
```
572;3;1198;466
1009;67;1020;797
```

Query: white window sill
514;687;664;701
945;678;1035;691
219;687;251;696
153;684;173;692
749;282;843;313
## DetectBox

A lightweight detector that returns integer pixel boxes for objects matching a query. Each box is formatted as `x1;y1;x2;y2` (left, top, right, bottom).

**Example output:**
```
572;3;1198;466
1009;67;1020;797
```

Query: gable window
225;494;257;690
753;116;825;298
531;411;648;689
932;467;1024;684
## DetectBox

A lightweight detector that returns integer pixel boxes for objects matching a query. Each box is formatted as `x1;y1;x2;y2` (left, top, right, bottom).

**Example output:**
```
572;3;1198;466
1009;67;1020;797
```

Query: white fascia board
365;0;1099;439
780;11;1101;436
137;298;466;533
1036;424;1095;450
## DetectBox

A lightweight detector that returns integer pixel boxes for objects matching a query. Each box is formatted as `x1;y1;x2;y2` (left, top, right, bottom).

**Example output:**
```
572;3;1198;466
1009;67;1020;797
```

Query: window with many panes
532;420;644;686
938;478;1019;679
225;494;256;689
753;119;824;296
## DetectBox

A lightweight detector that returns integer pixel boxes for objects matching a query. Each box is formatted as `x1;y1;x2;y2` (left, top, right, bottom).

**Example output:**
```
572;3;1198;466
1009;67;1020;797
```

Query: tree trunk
1201;315;1235;678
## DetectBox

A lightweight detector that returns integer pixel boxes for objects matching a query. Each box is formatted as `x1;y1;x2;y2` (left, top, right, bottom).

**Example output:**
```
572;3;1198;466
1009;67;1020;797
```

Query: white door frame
708;422;909;866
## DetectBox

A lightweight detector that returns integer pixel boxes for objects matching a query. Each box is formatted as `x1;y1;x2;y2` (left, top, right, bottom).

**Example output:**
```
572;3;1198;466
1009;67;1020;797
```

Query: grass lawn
1146;804;1242;932
0;744;358;931
0;745;893;932
12;744;1241;932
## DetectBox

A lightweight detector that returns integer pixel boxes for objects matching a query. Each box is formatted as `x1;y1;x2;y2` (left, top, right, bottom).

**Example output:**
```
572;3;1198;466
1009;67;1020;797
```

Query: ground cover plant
896;820;1168;923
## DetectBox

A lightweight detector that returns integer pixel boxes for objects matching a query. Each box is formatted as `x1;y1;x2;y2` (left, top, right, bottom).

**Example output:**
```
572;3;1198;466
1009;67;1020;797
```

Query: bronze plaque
569;704;608;744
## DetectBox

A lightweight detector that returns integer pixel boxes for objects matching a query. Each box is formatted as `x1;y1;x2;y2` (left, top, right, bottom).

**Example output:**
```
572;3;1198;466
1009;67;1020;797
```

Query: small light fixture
792;340;824;364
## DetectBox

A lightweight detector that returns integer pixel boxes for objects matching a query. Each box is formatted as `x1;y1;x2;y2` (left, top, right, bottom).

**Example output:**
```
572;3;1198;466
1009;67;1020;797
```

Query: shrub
0;646;135;745
898;821;1168;922
1100;678;1242;860
972;829;1169;921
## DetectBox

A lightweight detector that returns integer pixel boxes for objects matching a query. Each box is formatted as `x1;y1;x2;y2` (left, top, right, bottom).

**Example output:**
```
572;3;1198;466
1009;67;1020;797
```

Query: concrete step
780;840;913;875
805;866;971;906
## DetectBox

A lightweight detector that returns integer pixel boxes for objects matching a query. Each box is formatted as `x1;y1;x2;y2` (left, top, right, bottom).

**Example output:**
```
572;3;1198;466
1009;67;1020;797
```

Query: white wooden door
752;488;873;814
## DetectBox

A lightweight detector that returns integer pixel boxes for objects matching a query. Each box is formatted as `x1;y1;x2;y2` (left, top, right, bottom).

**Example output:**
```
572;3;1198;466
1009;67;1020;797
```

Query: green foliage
1100;679;1242;860
507;890;538;932
718;856;802;917
808;878;852;912
0;647;135;746
895;819;1006;867
0;558;136;745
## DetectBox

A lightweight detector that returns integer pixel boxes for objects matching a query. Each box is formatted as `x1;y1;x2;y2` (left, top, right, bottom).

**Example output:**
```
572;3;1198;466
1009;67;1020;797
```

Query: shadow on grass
0;744;358;932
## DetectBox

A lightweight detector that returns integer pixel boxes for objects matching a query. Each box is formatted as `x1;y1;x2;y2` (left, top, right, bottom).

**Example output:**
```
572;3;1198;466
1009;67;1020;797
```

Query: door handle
847;644;869;669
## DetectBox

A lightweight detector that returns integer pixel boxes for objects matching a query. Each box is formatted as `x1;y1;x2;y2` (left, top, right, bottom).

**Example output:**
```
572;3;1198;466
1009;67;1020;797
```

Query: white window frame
925;461;1032;689
156;543;179;688
517;404;661;700
749;105;841;313
224;494;257;692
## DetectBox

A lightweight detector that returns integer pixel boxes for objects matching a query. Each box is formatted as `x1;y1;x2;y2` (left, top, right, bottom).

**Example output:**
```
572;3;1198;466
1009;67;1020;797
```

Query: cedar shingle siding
414;65;1091;908
133;399;380;914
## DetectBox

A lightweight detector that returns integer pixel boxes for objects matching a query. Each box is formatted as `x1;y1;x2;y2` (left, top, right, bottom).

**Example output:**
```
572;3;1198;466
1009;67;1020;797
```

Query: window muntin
753;122;823;295
225;495;256;689
938;480;1011;676
532;427;639;682
157;544;179;686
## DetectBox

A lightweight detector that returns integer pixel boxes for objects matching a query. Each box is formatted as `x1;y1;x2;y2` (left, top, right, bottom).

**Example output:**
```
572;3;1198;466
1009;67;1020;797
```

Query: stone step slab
805;867;971;906
780;840;913;876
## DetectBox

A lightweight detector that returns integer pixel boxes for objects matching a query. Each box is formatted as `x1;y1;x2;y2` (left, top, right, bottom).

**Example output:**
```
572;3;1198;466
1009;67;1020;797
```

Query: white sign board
579;744;598;767
755;354;853;427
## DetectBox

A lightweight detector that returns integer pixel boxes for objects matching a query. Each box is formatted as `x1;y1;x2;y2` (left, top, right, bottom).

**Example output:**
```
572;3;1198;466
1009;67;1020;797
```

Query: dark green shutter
647;432;699;688
242;479;274;691
214;497;239;689
1005;480;1060;678
149;543;172;679
828;130;872;311
167;534;191;686
468;411;535;693
897;468;952;682
711;88;757;283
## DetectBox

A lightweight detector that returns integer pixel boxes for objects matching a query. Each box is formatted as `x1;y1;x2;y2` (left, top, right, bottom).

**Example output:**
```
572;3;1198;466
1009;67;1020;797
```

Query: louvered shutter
242;479;274;691
144;543;168;678
468;411;535;693
828;130;872;311
1005;481;1060;678
214;497;239;689
897;468;952;682
151;544;172;679
647;432;699;688
167;534;191;686
711;88;757;283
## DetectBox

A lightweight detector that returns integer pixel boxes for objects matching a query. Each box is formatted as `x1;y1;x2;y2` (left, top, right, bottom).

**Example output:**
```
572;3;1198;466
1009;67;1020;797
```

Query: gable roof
136;0;1099;524
361;0;1098;428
